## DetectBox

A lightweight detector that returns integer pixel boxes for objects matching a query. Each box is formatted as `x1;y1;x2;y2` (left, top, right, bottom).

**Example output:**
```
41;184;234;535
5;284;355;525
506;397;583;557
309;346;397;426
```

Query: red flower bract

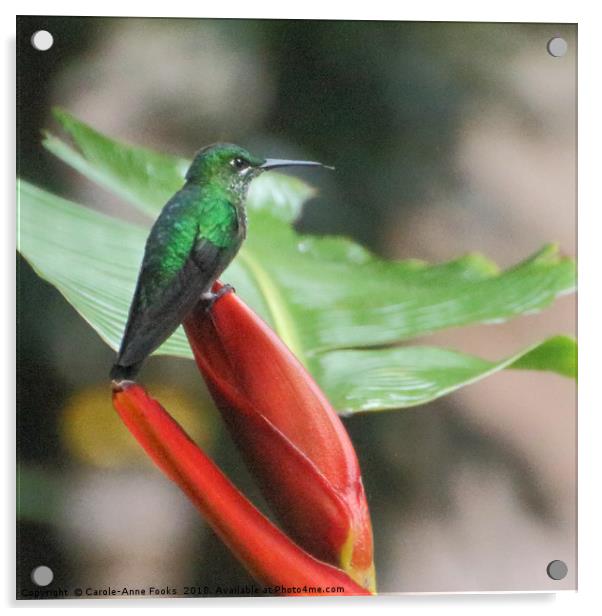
183;283;375;591
113;383;370;596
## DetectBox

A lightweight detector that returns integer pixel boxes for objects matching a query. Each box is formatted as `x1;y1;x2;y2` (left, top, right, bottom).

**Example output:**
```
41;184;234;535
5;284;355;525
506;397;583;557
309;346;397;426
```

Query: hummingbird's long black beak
260;158;335;171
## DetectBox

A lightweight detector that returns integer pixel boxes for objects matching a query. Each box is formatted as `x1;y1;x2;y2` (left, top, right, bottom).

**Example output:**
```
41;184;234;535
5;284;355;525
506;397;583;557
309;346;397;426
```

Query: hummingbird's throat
229;168;259;201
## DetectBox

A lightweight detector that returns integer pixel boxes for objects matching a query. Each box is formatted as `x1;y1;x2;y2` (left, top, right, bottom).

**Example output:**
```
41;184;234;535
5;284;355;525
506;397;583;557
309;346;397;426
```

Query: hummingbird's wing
113;235;225;375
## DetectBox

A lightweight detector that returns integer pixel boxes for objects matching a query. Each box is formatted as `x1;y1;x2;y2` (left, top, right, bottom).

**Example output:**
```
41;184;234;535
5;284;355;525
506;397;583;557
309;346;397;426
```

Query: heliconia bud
183;284;375;592
112;383;371;595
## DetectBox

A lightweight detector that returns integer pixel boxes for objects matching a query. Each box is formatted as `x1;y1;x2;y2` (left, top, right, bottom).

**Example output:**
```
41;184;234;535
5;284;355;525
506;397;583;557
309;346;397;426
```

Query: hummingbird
110;143;331;384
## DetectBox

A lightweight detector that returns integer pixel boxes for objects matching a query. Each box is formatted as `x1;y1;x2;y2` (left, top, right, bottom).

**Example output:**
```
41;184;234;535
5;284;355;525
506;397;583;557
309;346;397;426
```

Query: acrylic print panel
16;16;577;598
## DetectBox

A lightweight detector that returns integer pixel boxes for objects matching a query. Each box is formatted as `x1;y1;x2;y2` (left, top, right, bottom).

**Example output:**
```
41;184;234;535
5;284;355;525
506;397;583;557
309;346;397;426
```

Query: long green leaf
44;107;314;224
315;336;577;413
242;214;575;356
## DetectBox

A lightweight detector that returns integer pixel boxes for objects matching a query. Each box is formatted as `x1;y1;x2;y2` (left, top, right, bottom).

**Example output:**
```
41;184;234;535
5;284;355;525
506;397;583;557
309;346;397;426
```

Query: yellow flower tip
339;525;377;594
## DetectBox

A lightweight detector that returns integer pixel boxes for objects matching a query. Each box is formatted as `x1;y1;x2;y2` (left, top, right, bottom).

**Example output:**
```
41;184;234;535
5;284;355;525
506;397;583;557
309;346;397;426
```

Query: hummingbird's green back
111;142;330;382
138;143;262;306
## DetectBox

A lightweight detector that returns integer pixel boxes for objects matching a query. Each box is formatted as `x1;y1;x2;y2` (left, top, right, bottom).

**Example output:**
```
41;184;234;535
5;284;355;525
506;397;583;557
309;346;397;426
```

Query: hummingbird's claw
111;378;136;393
204;284;236;312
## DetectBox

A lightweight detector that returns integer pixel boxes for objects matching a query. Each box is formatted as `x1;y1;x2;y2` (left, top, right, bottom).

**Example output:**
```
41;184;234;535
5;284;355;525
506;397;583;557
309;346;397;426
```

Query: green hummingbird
110;143;331;383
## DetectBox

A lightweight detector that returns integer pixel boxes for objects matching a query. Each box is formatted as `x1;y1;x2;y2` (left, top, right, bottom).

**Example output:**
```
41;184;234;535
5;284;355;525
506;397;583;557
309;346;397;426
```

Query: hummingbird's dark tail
110;361;142;383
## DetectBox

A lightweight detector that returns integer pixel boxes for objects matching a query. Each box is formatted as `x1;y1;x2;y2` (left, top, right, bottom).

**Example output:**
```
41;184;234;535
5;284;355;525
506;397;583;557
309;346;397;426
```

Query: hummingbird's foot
111;378;136;393
203;284;236;312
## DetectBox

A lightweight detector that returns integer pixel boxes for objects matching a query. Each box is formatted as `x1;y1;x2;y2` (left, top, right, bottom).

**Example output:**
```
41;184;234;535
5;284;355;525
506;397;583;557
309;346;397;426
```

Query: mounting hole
546;560;568;580
31;30;54;51
547;37;567;58
31;565;54;586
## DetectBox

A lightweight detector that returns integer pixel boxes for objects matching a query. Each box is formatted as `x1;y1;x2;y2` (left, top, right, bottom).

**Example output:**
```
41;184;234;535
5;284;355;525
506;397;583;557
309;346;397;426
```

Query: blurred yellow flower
60;384;216;468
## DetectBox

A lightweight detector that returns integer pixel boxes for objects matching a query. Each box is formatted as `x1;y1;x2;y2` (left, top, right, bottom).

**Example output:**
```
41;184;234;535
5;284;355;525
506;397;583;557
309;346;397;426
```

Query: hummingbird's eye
231;157;249;171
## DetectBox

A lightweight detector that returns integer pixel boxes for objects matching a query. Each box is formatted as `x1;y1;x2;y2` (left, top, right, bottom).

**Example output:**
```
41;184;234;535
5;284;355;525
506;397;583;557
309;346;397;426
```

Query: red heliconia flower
183;283;375;592
113;383;371;596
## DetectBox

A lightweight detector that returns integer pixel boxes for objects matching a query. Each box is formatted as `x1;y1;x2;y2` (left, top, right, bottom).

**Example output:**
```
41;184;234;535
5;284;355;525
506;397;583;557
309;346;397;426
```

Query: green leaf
17;181;191;357
44;107;314;223
17;111;577;413
241;215;575;356
509;334;577;380
316;336;577;413
43;108;187;217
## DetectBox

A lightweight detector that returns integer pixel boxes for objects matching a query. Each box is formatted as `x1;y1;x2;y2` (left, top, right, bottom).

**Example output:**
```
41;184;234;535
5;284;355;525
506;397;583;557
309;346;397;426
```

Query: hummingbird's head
185;143;333;198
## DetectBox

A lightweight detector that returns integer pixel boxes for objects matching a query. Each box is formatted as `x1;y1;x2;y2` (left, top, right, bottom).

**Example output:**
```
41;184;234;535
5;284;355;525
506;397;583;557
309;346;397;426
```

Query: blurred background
17;17;576;595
